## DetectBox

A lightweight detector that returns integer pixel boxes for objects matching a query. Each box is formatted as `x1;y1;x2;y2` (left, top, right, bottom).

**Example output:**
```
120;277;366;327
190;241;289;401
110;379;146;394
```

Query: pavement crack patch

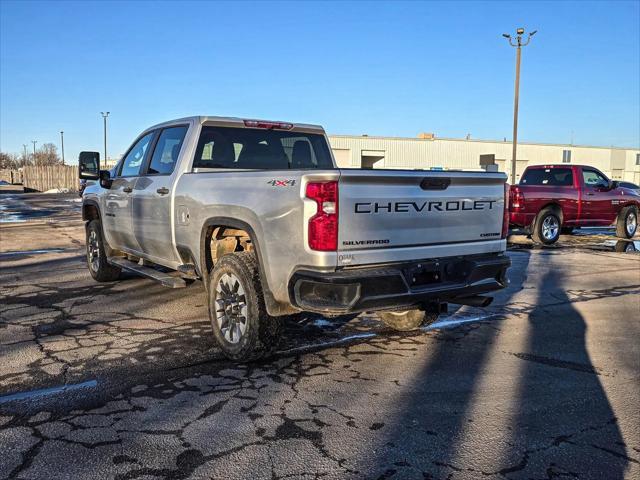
508;352;604;376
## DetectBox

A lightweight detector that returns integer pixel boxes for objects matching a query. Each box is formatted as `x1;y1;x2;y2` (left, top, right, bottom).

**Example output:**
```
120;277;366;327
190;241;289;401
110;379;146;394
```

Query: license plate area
403;261;443;289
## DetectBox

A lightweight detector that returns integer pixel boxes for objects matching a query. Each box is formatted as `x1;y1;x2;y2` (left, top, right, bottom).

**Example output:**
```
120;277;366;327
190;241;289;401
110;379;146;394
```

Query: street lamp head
529;30;538;36
502;33;511;38
516;27;525;35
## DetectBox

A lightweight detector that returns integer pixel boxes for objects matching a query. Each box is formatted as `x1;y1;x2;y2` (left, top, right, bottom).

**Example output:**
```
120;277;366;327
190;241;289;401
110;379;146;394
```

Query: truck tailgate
338;169;506;254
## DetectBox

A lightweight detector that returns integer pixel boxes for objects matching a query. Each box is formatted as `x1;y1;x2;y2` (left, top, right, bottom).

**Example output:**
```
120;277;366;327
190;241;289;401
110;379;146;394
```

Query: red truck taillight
306;181;338;251
502;183;510;239
510;187;525;210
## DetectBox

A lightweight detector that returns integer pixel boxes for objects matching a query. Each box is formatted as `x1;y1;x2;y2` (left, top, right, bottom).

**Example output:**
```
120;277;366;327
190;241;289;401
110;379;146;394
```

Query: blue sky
1;0;639;163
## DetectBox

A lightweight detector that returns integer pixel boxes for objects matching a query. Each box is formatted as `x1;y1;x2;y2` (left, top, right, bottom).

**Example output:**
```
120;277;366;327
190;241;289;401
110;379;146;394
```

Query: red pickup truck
509;164;639;244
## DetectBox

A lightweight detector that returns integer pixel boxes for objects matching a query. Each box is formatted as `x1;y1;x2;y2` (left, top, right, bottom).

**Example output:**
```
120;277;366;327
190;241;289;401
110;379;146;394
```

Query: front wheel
616;206;638;239
208;252;282;361
86;219;121;282
378;309;439;331
531;208;561;245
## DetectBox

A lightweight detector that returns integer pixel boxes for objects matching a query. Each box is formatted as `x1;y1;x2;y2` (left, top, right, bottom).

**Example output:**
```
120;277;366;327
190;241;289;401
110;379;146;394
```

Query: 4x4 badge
267;179;296;187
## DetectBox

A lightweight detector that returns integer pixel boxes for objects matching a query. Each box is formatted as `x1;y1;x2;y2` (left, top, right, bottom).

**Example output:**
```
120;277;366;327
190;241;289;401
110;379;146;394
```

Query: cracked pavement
1;209;639;479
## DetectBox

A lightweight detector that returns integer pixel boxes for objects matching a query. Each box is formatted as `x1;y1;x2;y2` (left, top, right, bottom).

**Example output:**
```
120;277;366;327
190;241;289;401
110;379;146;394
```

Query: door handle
586;192;594;196
156;187;170;195
123;186;133;193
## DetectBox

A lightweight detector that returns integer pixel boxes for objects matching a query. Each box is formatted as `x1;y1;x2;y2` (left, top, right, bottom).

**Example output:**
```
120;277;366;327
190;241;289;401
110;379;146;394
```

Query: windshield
193;126;334;170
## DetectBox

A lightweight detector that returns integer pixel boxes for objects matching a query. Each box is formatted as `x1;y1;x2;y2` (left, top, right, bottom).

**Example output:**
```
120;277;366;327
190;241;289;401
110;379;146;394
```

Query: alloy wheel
542;215;559;241
88;230;100;272
215;273;248;344
626;212;637;236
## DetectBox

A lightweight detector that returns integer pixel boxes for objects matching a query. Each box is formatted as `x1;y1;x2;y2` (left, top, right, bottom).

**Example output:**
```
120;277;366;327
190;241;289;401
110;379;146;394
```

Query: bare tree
33;143;62;166
0;152;22;169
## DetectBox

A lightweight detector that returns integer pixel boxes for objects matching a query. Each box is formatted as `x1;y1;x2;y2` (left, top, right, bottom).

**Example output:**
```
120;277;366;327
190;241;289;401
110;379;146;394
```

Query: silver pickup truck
79;116;511;360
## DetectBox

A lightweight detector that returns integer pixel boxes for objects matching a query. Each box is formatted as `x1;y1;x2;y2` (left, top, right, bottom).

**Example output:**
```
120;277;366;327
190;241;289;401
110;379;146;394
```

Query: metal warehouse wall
328;135;640;182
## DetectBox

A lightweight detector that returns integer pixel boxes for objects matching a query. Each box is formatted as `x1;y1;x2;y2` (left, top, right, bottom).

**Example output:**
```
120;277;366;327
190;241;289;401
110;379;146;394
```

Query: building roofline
327;133;639;152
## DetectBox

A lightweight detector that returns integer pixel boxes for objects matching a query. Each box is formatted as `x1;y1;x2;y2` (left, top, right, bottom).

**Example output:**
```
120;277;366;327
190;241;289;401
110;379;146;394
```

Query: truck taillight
502;183;510;239
306;181;338;251
511;187;525;210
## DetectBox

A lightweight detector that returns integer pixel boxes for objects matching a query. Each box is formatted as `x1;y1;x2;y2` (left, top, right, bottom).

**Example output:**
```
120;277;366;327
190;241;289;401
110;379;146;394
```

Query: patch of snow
44;188;70;193
312;318;333;328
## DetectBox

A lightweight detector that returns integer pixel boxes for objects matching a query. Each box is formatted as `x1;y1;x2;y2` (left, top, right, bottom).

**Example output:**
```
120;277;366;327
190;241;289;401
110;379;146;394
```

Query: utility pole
60;131;65;165
31;140;37;163
502;28;537;184
101;112;110;163
22;144;28;163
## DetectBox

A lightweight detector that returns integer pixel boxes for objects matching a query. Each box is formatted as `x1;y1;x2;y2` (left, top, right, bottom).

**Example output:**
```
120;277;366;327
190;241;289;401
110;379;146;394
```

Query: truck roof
526;164;591;169
145;116;326;134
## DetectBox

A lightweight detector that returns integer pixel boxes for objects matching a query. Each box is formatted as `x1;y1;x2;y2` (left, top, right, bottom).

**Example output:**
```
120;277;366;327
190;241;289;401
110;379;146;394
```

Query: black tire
560;227;574;235
208;252;282;361
615;206;638;239
86;219;121;282
378;309;439;331
614;240;636;253
531;208;561;245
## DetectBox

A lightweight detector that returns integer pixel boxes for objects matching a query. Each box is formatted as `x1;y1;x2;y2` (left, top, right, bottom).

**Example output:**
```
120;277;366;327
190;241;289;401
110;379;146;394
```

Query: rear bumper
289;253;511;315
509;211;535;227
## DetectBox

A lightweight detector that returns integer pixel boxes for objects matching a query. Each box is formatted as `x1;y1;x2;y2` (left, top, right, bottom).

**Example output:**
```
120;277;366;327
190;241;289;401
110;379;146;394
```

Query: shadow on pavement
357;250;631;478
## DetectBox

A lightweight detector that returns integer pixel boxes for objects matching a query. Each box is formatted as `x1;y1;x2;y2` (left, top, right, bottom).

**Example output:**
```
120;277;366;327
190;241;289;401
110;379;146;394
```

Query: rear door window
520;168;573;186
193;126;334;170
146;126;188;175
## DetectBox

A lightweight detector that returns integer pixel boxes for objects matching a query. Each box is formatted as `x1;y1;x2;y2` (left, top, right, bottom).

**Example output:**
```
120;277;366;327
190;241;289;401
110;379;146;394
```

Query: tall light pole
503;28;537;184
31;140;37;156
60;131;65;165
101;112;110;163
22;144;28;163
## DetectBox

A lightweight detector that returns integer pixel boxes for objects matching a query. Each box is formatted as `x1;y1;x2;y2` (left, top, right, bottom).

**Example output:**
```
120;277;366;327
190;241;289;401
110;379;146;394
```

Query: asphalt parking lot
1;193;639;480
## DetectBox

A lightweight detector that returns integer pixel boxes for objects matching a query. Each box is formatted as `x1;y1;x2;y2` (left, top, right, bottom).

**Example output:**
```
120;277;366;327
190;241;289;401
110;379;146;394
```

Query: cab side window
582;169;608;188
146;126;188;175
119;132;155;177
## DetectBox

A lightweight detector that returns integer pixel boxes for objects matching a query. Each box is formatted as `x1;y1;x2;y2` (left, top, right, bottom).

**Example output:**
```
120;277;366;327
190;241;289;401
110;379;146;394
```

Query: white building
328;134;640;184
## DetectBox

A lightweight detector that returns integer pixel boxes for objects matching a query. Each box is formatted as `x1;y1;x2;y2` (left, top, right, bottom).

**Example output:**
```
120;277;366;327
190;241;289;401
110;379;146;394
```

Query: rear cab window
193;126;334;170
520;167;573;186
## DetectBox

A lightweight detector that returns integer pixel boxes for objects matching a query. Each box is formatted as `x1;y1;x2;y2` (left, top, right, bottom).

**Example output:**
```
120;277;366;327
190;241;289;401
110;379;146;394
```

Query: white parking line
278;313;497;356
0;248;70;257
0;380;98;404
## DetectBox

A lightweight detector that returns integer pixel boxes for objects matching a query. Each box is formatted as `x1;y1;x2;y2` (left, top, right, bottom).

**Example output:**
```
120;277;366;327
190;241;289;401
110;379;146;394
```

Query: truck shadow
357;251;631;478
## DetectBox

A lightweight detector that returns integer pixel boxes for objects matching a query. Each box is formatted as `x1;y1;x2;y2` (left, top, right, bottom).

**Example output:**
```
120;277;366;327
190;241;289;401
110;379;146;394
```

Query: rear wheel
616;206;638;239
208;252;282;361
378;308;439;331
532;208;561;245
86;219;121;282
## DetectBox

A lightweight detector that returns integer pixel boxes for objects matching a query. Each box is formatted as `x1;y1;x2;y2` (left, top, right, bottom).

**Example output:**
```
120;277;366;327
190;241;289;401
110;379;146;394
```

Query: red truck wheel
616;206;638;239
532;208;561;245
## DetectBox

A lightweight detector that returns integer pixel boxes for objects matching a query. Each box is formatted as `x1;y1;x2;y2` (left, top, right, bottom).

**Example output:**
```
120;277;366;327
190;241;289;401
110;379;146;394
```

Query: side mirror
79;152;100;180
610;180;618;190
99;170;113;189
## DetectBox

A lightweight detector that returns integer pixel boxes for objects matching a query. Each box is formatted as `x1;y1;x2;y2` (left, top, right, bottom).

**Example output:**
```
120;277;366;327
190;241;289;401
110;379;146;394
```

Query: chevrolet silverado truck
509;164;639;244
79;116;511;361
